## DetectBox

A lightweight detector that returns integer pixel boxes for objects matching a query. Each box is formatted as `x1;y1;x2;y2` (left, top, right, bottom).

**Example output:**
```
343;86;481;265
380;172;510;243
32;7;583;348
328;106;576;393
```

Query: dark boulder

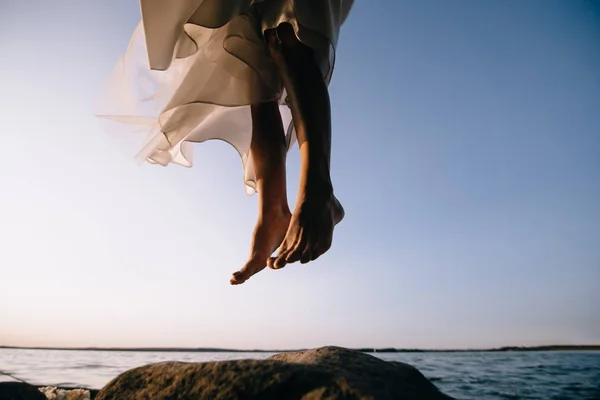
97;346;454;400
0;382;46;400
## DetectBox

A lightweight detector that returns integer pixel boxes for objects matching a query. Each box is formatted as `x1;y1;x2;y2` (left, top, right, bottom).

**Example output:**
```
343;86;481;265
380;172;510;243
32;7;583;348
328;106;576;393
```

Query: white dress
96;0;354;194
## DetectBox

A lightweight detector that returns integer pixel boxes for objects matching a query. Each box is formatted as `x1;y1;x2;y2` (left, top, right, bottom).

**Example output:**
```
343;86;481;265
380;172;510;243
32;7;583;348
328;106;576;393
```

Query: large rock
96;346;454;400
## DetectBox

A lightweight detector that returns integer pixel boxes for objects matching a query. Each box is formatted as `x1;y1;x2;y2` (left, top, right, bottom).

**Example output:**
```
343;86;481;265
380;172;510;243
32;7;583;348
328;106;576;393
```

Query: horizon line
1;344;599;353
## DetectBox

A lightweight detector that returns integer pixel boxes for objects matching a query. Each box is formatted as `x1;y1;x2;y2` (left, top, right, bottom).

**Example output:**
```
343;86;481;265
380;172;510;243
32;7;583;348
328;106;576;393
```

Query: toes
277;231;320;266
268;256;287;270
284;235;308;265
230;257;267;285
272;245;291;269
285;248;303;264
230;270;247;285
310;238;332;262
300;245;312;264
311;247;329;262
301;234;329;264
273;253;289;269
300;252;312;264
274;232;304;268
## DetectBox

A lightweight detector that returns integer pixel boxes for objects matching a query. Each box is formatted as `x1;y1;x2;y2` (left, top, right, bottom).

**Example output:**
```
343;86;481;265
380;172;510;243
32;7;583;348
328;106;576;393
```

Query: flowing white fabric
95;0;354;194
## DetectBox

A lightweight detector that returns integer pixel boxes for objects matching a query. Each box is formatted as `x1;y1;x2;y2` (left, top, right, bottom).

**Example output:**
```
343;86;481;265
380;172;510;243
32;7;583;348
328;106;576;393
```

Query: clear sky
0;0;599;350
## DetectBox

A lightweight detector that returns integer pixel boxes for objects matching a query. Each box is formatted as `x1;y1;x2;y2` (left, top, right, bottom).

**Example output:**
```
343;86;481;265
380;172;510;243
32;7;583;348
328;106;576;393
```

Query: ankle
260;203;291;219
297;180;334;206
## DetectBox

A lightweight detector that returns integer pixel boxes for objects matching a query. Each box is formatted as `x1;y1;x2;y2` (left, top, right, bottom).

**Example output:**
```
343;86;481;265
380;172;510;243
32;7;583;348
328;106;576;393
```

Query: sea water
1;349;599;399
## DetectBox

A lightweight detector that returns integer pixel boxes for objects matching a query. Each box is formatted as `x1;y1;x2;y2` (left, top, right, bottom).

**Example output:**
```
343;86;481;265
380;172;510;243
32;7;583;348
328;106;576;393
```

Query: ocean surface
1;349;599;399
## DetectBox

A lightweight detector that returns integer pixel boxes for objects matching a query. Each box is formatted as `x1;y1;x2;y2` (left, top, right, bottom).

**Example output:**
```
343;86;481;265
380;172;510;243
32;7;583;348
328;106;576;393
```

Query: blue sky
0;0;598;349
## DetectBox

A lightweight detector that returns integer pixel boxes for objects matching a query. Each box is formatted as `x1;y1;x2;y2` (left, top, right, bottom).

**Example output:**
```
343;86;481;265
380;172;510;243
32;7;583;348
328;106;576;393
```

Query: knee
265;23;311;59
275;23;300;47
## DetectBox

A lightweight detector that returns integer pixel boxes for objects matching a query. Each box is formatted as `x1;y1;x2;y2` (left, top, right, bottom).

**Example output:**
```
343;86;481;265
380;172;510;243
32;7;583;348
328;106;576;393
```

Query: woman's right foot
269;188;344;270
230;208;292;285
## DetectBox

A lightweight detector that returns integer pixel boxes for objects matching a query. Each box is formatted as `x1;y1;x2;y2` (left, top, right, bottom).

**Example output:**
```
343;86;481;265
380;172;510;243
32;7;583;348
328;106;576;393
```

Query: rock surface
0;382;46;400
97;346;454;400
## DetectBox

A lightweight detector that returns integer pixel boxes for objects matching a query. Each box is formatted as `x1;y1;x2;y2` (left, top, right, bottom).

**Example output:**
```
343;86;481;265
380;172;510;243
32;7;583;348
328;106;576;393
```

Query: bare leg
230;101;291;285
265;24;344;270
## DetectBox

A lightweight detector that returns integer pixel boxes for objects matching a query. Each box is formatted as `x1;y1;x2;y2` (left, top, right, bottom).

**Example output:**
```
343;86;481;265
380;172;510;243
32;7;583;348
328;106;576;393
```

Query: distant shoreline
1;345;599;353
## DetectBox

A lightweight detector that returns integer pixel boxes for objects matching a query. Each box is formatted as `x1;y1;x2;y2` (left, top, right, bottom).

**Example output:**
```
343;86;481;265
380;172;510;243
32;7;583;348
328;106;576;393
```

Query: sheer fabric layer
95;0;353;194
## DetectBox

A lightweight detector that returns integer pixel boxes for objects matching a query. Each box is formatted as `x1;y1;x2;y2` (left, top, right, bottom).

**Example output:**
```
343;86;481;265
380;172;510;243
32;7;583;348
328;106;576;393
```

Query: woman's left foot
269;191;344;269
230;208;292;285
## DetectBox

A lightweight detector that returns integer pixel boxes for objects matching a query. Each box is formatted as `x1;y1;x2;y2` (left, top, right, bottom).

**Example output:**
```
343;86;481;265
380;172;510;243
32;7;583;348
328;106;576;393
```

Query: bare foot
268;192;344;270
230;209;291;285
